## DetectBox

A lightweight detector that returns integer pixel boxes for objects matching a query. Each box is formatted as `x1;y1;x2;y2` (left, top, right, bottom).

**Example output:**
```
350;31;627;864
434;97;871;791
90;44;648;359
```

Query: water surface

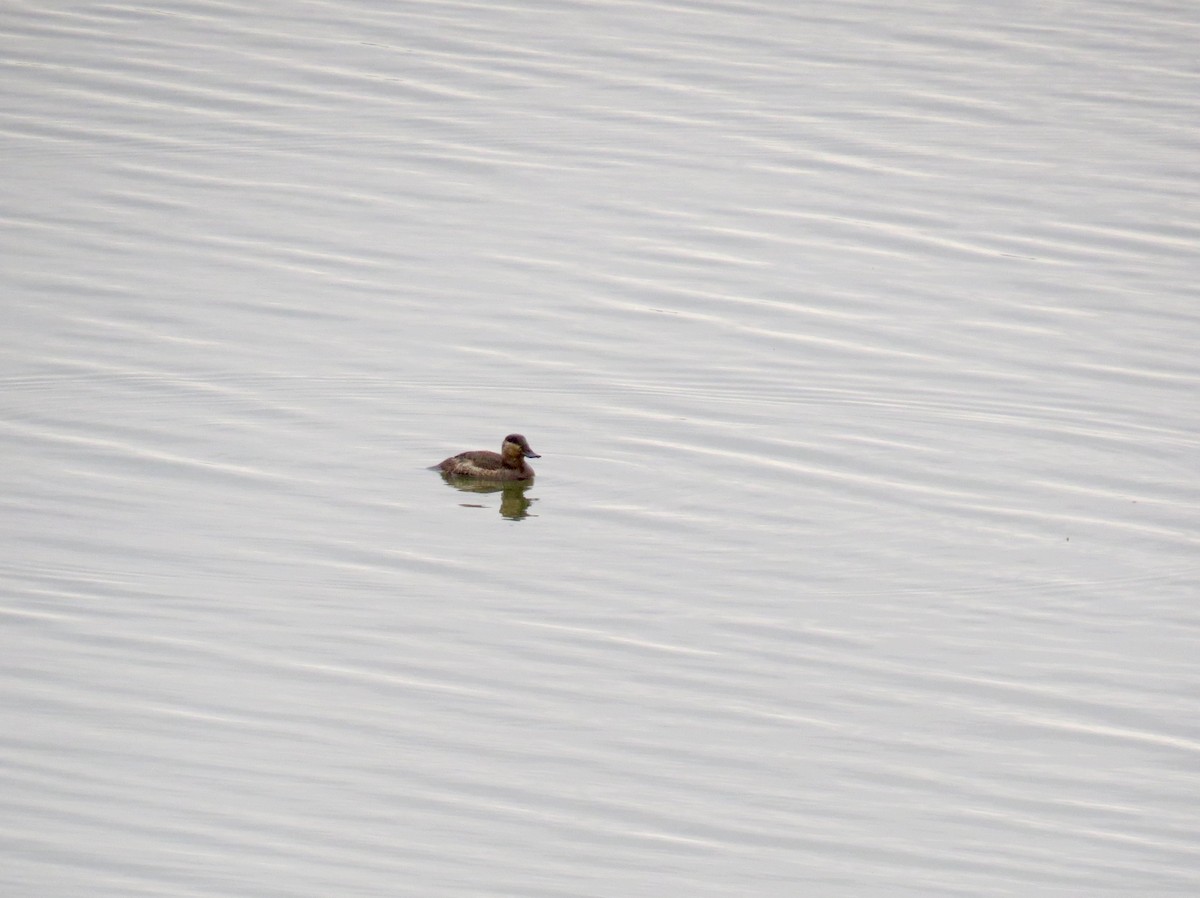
3;1;1199;895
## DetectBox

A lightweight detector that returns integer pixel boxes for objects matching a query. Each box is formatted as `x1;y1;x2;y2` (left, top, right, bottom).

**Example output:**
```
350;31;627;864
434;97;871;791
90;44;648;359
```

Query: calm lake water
4;1;1198;895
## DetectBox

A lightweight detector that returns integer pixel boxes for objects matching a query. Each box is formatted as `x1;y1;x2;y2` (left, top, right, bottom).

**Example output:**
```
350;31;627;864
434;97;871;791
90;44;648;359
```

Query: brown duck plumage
438;434;540;481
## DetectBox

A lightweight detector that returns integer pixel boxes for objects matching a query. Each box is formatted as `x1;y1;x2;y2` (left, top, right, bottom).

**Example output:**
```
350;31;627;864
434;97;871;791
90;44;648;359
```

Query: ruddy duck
438;434;540;481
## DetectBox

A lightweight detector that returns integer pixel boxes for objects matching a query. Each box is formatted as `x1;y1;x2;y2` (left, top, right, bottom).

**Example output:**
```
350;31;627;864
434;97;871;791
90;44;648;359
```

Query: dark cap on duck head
503;434;540;458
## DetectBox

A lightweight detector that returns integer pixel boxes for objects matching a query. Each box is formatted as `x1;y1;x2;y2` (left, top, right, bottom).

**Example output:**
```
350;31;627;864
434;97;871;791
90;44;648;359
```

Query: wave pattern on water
4;0;1200;896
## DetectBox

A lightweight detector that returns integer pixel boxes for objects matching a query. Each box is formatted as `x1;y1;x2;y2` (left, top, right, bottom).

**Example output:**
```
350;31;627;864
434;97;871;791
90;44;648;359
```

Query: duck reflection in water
440;476;537;521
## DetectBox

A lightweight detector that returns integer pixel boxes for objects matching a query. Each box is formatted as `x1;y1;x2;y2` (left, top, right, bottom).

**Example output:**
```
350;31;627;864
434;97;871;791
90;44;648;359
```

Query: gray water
3;1;1198;895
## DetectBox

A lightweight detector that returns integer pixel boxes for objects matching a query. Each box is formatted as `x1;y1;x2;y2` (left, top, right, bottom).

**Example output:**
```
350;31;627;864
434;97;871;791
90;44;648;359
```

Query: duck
437;434;540;481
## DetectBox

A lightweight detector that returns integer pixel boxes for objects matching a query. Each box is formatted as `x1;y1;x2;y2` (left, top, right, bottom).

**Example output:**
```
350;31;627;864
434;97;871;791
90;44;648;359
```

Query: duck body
438;433;540;481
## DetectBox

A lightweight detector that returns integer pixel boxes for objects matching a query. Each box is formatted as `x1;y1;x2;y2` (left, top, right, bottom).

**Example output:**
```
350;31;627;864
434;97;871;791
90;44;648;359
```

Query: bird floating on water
437;434;540;481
